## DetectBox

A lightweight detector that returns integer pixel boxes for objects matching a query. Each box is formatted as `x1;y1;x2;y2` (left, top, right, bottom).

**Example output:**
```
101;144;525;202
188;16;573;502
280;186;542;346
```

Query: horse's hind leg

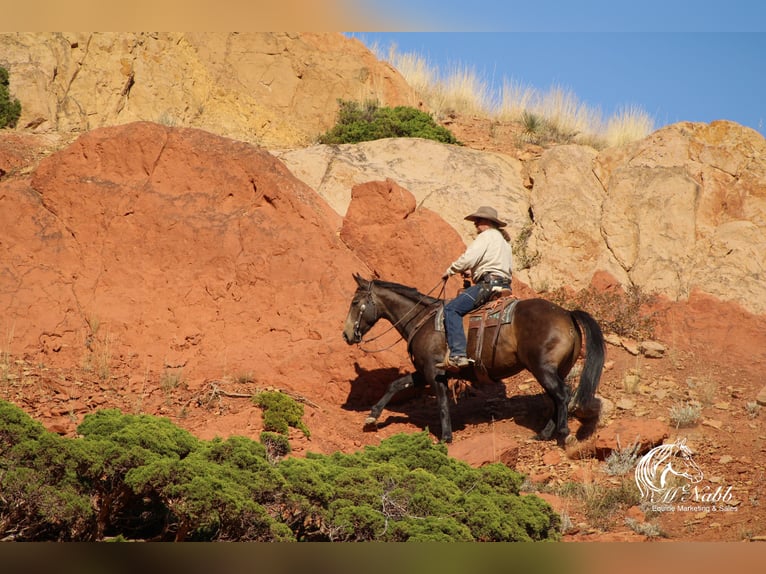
534;367;571;442
364;373;415;430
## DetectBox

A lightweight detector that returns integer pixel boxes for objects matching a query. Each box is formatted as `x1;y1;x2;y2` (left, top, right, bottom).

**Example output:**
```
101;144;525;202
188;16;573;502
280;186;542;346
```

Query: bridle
353;279;446;353
351;280;375;344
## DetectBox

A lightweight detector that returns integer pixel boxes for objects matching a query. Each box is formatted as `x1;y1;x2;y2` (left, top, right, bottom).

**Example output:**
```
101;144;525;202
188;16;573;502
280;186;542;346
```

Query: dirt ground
3;288;765;543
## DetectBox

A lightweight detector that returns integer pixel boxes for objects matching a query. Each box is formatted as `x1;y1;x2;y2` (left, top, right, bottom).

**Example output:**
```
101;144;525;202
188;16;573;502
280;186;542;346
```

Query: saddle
434;292;519;372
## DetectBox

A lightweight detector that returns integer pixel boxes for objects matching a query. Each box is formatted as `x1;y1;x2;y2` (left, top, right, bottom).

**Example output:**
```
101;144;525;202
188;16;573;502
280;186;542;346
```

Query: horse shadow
342;363;420;412
343;363;599;442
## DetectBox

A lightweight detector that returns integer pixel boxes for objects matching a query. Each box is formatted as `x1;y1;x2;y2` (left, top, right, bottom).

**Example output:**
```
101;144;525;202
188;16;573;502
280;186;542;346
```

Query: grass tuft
368;41;655;148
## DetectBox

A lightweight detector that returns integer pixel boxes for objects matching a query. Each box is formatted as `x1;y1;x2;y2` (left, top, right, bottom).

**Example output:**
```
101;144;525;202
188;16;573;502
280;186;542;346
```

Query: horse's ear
352;273;366;286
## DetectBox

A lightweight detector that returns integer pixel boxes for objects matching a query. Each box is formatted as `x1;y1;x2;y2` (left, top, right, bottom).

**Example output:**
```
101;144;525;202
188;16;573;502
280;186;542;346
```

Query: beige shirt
444;227;512;282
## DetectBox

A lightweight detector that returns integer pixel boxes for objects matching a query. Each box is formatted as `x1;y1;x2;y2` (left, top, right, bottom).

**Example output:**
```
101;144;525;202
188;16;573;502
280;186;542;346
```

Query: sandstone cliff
0;32;420;148
277;121;766;315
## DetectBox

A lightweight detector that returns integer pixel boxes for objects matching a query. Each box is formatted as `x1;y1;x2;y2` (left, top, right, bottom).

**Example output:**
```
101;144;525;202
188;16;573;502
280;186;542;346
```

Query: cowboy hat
464;206;507;227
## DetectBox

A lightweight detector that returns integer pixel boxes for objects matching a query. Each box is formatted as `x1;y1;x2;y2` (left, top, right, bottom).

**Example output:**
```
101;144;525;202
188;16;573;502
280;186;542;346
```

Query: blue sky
350;2;766;136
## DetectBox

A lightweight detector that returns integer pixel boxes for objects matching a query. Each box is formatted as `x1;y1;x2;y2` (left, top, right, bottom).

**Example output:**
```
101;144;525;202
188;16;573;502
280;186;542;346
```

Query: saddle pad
466;298;519;365
434;296;519;332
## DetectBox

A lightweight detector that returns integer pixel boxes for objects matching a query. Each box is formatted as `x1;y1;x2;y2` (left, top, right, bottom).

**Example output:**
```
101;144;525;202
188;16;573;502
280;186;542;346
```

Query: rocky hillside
1;33;766;542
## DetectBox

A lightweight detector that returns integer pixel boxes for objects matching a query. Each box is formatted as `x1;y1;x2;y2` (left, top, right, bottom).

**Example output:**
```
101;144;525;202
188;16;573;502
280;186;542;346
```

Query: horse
342;274;606;445
634;438;704;502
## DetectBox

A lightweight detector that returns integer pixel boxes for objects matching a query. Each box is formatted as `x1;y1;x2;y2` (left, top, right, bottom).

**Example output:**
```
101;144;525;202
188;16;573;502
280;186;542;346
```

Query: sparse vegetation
0;66;22;129
745;401;761;419
512;222;541;270
669;402;702;428
603;440;642;476
318;100;459;145
548;284;657;340
686;377;717;407
626;517;664;538
234;371;255;384
553;479;641;530
367;42;655;148
622;370;642;394
160;367;185;393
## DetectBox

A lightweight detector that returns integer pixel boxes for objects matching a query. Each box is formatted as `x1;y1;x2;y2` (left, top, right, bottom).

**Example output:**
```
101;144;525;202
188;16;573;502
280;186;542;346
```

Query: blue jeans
443;283;485;357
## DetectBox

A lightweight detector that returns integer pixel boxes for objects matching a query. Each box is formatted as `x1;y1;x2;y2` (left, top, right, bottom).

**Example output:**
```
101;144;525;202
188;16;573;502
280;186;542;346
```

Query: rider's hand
441;273;450;281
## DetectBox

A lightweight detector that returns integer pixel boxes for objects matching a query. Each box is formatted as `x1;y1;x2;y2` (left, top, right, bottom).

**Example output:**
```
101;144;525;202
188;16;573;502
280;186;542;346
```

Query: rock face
280;121;766;315
4;33;765;314
0;32;420;148
275;138;531;244
592;121;766;312
0;124;472;416
339;178;466;285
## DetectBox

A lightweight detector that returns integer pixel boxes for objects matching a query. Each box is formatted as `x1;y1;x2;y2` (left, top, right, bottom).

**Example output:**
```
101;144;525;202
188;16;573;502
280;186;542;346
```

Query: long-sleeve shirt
444;227;513;283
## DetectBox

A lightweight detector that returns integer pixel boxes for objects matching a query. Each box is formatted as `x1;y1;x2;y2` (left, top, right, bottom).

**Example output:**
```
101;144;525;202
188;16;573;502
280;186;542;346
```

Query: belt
478;273;510;284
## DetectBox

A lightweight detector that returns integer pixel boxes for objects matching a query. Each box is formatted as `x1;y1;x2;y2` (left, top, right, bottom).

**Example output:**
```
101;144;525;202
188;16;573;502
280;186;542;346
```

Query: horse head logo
634;438;704;503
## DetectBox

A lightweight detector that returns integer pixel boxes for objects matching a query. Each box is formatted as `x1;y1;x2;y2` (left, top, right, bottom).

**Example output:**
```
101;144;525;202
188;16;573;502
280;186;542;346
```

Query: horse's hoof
536;420;556;441
556;432;575;448
363;417;378;431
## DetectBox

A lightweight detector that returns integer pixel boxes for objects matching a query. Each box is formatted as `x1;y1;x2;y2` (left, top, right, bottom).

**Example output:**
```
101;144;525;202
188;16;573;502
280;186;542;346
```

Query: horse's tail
569;309;605;417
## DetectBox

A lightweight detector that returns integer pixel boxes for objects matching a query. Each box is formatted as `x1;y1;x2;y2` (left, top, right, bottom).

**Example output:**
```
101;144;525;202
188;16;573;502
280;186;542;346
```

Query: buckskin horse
342;274;605;444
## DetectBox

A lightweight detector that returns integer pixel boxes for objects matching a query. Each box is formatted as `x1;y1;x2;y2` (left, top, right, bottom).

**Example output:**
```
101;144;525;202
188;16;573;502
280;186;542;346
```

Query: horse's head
342;274;379;345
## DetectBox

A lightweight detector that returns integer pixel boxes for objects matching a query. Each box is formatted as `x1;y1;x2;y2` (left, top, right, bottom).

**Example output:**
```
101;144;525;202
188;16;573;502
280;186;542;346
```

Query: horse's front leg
431;372;453;443
364;373;415;430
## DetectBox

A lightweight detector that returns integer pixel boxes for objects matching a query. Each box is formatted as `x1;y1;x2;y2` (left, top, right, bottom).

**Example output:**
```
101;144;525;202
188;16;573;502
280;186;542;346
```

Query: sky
348;1;766;136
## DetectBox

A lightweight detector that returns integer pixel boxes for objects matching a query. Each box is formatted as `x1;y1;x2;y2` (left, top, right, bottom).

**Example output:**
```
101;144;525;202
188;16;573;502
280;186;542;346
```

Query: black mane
372;279;442;306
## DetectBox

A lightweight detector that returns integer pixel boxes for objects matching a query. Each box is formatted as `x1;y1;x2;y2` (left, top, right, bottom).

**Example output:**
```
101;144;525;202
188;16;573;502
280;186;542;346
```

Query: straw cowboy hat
464;206;507;227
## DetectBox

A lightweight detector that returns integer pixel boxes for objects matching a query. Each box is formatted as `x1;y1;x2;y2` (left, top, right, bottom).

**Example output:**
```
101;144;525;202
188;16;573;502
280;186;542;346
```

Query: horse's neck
375;289;434;339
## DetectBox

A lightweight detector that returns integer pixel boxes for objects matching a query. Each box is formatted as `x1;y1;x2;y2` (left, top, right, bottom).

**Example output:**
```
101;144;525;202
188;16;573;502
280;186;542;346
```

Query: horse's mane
371;279;442;306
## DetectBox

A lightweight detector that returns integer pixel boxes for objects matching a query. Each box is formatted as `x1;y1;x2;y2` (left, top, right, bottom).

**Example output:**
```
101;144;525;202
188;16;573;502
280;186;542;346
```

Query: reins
357;279;447;353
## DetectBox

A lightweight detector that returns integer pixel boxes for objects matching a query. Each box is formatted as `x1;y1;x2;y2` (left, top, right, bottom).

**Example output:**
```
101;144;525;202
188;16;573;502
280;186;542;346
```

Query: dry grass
371;42;655;148
669;401;702;428
604;105;657;147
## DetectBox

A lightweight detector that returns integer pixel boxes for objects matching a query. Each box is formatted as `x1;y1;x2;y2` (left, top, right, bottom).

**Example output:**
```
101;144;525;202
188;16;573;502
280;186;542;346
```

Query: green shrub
278;432;558;542
0;402;94;540
260;431;291;460
0;399;47;456
253;391;310;438
0;401;559;542
318;100;459;145
0;66;21;129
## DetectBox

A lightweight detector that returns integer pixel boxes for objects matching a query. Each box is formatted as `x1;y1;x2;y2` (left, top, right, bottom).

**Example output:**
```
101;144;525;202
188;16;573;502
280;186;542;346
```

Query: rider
437;206;513;371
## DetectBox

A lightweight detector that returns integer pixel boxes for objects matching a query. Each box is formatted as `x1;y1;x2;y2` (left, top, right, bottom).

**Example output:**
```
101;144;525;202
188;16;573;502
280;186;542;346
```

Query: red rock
591;418;670;459
340;178;464;288
447;433;520;468
542;450;562;466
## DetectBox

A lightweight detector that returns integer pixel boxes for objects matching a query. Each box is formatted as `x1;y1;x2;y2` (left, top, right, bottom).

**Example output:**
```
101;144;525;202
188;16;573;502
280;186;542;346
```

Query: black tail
570;310;605;415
